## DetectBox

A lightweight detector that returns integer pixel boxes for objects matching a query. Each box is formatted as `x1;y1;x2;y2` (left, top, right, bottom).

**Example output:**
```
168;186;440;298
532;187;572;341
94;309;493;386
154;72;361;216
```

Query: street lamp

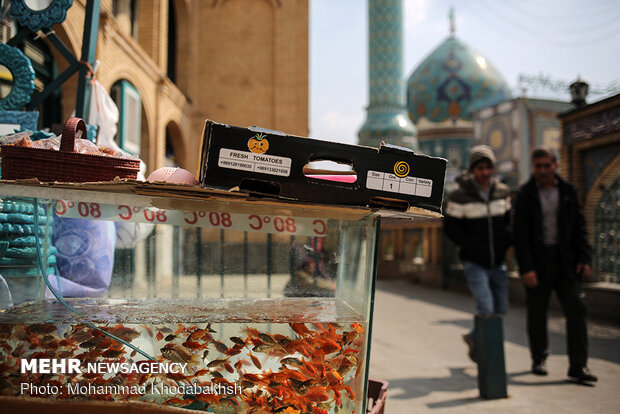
569;78;589;107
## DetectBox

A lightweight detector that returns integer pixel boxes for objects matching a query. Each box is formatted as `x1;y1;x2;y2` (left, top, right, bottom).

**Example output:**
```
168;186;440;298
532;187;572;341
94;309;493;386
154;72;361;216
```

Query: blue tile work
419;137;471;176
583;143;620;193
407;36;510;124
358;0;418;150
594;174;620;282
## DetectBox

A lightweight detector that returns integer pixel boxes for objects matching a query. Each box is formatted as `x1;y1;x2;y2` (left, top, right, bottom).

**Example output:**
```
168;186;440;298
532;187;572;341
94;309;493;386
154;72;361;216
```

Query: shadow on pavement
426;396;481;409
386;368;585;410
387;367;476;400
378;280;620;365
507;370;576;386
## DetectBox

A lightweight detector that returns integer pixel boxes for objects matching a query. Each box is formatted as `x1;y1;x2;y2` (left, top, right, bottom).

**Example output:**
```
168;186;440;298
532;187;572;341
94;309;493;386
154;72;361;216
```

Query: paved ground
369;279;620;413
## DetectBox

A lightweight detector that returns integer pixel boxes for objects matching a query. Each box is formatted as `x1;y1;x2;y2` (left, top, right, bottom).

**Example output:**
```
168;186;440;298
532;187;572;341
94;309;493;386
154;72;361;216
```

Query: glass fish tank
0;182;381;413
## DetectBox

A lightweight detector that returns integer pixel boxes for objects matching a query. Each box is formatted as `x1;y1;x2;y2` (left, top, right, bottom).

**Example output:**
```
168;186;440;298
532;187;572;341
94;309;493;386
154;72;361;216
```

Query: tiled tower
358;0;418;150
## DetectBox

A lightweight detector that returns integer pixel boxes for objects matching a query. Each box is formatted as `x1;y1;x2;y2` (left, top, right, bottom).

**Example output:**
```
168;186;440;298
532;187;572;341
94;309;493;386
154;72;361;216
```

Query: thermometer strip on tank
54;200;327;237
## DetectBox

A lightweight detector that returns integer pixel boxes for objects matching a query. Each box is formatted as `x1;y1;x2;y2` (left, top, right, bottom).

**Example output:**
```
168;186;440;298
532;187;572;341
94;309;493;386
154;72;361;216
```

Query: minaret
358;0;418;150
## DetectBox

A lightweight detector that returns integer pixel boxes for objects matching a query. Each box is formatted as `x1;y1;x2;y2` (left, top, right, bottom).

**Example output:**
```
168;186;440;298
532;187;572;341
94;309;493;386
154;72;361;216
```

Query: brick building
17;0;308;174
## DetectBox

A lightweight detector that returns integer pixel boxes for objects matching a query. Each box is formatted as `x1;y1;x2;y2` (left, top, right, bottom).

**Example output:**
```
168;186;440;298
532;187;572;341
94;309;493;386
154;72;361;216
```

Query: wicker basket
1;117;140;183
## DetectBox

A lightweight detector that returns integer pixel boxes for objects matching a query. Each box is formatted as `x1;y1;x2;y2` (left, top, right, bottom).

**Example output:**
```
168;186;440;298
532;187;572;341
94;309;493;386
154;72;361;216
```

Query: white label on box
399;183;416;196
368;170;384;179
218;148;292;177
415;178;433;197
365;170;433;198
383;179;399;192
366;177;383;191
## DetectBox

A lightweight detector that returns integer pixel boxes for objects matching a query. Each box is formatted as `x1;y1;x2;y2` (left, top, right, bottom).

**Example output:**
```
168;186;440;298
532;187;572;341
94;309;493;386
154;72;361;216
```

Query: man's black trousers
525;246;588;369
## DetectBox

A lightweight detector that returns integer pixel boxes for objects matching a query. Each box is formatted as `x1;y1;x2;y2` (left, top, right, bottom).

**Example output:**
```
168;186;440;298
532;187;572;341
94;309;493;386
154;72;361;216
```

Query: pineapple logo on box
248;133;269;153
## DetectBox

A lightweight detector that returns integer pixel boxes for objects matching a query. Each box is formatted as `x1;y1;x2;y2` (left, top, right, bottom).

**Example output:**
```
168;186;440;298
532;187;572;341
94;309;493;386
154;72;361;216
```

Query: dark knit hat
468;145;496;170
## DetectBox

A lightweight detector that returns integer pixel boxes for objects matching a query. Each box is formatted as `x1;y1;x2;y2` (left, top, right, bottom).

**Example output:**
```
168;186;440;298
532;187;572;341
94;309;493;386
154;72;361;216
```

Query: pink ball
147;167;198;185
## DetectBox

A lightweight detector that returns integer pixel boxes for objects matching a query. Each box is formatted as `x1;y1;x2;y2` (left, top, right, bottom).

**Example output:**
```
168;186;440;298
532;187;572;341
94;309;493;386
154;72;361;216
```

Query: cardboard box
199;120;447;214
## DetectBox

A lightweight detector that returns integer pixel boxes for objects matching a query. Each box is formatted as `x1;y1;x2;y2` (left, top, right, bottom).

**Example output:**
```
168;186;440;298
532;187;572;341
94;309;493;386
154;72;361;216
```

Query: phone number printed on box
54;201;326;237
218;148;292;177
366;170;433;198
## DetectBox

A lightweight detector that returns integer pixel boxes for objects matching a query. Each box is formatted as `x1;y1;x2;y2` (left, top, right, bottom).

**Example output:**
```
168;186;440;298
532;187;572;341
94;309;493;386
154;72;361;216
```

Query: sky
309;0;620;145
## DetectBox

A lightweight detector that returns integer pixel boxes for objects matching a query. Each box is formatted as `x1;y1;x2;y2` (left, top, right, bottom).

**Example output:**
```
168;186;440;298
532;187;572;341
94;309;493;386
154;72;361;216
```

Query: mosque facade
406;29;511;184
368;5;620;287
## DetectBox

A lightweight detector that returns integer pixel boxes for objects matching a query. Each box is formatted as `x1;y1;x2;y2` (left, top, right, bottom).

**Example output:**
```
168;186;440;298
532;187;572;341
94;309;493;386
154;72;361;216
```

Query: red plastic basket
1;117;140;183
368;379;388;414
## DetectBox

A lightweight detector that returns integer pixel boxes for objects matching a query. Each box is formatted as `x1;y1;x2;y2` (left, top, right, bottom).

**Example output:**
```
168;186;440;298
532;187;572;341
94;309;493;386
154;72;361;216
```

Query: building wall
559;93;620;282
195;0;308;138
46;0;308;175
474;98;571;188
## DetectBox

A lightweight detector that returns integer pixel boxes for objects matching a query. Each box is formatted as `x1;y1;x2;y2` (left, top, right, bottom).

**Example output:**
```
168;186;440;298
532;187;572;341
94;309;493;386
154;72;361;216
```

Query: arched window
167;0;177;83
165;122;183;167
110;80;142;155
113;0;138;39
165;131;177;167
595;174;620;283
20;33;62;130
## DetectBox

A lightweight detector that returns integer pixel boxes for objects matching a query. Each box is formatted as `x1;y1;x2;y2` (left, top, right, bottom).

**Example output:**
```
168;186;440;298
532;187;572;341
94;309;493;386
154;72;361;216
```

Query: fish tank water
0;183;380;414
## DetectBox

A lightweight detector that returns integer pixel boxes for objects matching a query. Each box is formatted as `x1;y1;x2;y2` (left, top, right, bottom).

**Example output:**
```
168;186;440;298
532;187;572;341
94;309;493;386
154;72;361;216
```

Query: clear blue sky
309;0;620;144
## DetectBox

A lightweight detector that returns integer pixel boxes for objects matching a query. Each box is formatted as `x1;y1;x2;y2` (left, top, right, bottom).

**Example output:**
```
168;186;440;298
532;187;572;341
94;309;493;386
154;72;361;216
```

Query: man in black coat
514;147;596;383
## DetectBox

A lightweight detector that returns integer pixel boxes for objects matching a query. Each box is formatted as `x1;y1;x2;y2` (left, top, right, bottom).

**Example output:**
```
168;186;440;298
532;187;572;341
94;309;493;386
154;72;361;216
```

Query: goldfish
41;340;59;351
156;326;173;333
10;344;26;357
281;357;304;367
342;331;359;345
249;352;262;370
319;339;341;354
305;388;329;402
69;331;93;343
182;340;206;350
225;347;242;357
110;325;141;341
161;344;200;364
230;336;246;346
212;340;229;353
350;323;364;334
79;340;97;349
274;334;292;346
207;358;228;368
102;349;124;358
240;380;256;389
289;323;311;336
259;333;276;345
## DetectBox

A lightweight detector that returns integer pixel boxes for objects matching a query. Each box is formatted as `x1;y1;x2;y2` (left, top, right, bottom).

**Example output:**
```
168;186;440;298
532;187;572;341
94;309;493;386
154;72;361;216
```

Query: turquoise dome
406;35;510;124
